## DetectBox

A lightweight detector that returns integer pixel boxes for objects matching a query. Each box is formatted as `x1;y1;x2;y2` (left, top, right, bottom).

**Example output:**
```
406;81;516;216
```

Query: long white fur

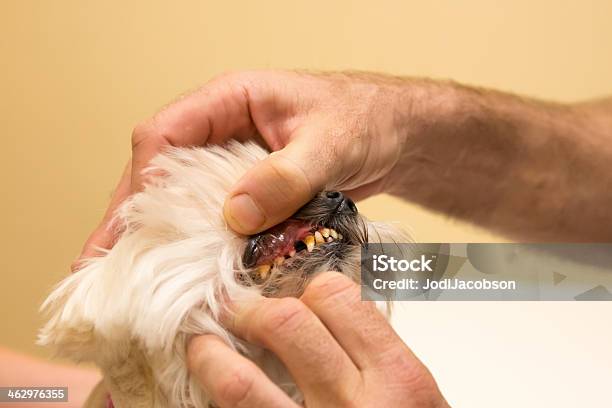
39;142;403;407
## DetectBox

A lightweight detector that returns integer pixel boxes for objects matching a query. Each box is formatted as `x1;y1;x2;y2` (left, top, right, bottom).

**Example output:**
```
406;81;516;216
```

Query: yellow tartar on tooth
257;264;271;279
304;235;315;252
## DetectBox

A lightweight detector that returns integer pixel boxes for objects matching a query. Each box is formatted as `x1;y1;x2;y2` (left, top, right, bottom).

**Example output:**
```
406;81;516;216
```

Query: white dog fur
39;142;403;407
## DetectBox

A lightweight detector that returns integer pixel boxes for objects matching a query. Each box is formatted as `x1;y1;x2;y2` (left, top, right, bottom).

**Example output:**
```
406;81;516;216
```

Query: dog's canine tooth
321;227;330;238
304;235;315;252
288;249;296;257
314;231;324;244
329;229;338;239
257;264;271;279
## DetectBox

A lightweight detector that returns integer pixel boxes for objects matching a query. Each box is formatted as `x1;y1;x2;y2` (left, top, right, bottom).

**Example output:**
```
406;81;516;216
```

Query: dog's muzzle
242;191;363;280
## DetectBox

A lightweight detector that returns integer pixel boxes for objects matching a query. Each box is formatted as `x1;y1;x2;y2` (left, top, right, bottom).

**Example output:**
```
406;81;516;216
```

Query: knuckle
258;297;310;337
131;119;167;150
209;70;241;83
382;349;432;390
131;120;154;148
207;70;252;90
302;271;359;306
70;259;83;273
214;364;257;407
186;335;223;375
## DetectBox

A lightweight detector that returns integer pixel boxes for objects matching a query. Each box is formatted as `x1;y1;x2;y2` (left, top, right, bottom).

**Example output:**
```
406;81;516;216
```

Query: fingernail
225;194;265;232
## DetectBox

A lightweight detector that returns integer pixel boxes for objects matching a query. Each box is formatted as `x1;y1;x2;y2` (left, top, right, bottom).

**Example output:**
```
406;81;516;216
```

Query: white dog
39;142;404;407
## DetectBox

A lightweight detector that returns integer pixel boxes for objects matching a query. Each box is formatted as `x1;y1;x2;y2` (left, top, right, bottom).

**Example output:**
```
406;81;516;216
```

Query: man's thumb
224;138;329;235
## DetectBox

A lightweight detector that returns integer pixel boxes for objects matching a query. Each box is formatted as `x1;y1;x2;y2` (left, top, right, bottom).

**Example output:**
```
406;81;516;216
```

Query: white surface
392;302;612;407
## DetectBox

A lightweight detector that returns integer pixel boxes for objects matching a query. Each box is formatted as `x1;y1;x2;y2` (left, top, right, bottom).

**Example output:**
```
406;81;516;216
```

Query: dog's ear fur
38;258;105;361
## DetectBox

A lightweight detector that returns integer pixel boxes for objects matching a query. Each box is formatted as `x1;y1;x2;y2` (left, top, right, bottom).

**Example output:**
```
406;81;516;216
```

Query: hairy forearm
390;80;612;241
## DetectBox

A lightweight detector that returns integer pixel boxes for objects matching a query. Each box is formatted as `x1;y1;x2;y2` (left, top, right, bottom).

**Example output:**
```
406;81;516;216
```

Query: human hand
187;272;449;408
78;70;425;263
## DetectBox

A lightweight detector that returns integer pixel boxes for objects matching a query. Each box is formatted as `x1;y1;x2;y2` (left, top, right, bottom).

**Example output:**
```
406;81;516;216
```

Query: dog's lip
242;219;345;269
242;219;312;268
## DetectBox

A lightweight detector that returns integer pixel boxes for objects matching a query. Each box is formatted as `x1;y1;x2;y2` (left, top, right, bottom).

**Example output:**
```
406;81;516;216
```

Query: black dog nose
324;191;358;215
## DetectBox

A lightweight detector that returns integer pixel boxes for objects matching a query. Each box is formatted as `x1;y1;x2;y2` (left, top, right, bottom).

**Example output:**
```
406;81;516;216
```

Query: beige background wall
2;1;611;406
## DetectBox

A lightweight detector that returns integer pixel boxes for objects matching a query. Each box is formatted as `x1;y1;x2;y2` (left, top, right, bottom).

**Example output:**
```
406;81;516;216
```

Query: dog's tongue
243;219;312;267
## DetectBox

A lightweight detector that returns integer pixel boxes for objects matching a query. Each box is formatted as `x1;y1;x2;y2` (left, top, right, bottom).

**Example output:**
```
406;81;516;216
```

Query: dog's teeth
304;235;315;252
321;228;330;238
257;264;271;279
274;256;284;266
330;229;338;239
326;236;334;243
289;249;296;257
314;231;324;244
337;233;343;240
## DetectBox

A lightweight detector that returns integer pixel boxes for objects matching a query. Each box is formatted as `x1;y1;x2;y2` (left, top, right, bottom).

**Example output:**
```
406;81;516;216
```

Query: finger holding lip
187;334;298;408
226;296;363;406
300;272;420;372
